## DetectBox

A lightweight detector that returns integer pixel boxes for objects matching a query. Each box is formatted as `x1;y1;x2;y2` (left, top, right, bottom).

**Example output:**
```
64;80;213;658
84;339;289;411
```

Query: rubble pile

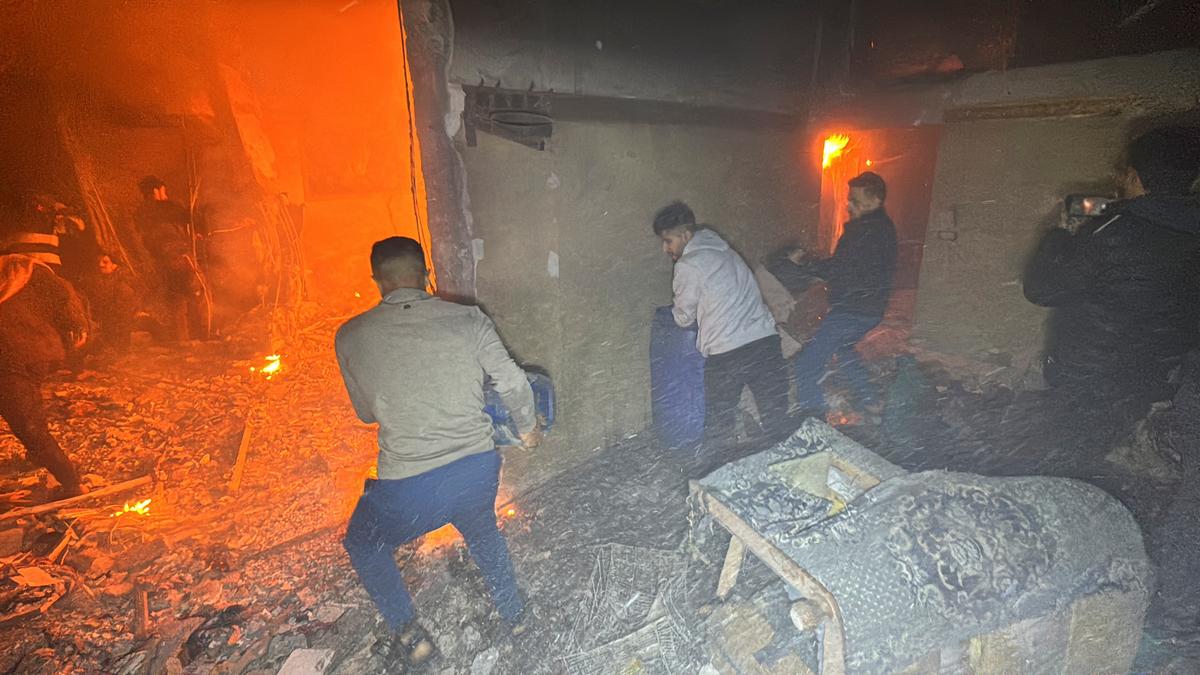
3;325;1198;672
0;325;394;672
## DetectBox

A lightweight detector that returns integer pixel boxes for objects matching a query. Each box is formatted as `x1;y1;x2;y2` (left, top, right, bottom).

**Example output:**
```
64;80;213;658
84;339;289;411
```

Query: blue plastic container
485;371;555;446
650;306;705;449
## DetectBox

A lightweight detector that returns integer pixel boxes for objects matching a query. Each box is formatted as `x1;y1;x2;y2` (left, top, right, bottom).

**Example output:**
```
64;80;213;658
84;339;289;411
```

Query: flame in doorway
822;134;850;169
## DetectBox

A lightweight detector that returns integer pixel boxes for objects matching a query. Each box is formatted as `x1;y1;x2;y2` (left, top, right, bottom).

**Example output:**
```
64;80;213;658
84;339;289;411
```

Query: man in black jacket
1024;127;1200;411
768;171;897;417
1024;128;1200;633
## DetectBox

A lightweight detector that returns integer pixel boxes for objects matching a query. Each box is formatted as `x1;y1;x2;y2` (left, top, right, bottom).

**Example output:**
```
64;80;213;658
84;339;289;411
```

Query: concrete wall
913;116;1130;380
448;0;815;112
909;50;1200;383
464;120;816;486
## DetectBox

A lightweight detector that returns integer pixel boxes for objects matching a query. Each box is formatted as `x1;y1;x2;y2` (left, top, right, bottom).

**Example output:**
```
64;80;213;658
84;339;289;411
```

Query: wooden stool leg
717;536;746;600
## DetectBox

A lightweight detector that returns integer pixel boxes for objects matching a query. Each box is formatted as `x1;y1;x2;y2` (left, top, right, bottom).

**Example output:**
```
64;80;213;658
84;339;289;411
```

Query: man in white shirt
654;201;793;456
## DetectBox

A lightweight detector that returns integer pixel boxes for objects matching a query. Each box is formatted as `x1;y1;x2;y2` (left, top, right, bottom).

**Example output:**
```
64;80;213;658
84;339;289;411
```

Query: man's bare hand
519;426;543;449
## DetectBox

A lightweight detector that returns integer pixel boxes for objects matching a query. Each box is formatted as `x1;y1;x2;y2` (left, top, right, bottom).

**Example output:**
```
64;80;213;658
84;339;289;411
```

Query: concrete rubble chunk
276;648;334;675
470;647;499;675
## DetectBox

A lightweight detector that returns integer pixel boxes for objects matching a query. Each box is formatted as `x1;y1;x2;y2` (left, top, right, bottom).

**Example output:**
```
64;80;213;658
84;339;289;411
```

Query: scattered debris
0;475;151;523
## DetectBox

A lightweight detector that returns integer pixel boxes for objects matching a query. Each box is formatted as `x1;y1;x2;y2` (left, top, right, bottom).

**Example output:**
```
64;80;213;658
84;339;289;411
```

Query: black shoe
374;621;437;670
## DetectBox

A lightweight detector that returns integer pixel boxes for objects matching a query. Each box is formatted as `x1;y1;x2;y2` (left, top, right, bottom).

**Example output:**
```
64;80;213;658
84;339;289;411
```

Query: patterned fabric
699;420;1152;673
884;483;1055;626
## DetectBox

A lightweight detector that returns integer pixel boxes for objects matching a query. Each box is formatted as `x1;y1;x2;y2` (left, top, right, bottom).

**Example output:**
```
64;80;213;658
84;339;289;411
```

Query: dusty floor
1;332;1199;673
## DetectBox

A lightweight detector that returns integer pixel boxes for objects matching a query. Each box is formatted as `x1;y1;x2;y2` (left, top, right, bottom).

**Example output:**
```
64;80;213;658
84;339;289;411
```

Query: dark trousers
704;334;793;450
794;310;882;412
342;451;521;631
0;369;81;492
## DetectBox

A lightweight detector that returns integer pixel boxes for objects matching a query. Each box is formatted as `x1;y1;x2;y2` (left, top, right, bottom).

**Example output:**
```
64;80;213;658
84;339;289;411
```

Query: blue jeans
794;311;881;412
342;451;521;630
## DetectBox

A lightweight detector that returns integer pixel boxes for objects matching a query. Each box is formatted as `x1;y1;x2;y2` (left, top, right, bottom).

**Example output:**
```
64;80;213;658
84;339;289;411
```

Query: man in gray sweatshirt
336;236;538;668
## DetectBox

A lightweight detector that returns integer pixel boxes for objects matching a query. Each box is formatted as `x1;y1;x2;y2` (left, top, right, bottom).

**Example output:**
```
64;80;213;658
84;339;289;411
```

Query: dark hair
848;171;887;202
1127;127;1200;195
652;201;696;235
138;175;165;197
370;236;426;282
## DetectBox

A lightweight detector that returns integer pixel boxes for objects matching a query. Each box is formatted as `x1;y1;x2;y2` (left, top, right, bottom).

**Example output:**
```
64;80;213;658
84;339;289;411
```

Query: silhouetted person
768;171;897;418
336;237;539;669
0;254;87;497
81;252;136;353
655;201;793;459
133;176;202;341
0;194;64;272
42;197;100;286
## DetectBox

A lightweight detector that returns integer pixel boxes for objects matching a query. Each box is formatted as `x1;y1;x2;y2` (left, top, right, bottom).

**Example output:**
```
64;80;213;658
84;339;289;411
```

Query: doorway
815;125;942;355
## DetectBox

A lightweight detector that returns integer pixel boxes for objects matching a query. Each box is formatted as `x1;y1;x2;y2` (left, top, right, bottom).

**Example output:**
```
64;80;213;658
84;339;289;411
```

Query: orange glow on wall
226;1;434;310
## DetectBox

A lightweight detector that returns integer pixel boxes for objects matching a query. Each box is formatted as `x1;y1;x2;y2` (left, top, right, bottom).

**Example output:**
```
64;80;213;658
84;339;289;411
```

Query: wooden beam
228;421;252;494
0;475;152;523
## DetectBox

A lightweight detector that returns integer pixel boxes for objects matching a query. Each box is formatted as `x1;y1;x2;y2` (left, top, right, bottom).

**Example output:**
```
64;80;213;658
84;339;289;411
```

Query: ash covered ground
2;330;1199;673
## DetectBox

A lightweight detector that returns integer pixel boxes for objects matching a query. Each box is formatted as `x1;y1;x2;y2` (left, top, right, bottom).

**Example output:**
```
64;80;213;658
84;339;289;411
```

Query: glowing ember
828;411;862;427
822;134;851;169
505;508;516;517
111;498;152;517
250;354;283;380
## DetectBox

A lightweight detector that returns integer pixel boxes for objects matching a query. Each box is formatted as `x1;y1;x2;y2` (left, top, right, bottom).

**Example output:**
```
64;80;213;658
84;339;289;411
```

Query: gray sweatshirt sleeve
671;260;701;328
475;310;537;434
334;328;377;424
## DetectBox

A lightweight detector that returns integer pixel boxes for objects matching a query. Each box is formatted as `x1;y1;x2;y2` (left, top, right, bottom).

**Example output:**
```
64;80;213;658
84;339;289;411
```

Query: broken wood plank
701;489;848;675
0;475;152;523
134;587;151;639
228;421;252;494
716;535;745;601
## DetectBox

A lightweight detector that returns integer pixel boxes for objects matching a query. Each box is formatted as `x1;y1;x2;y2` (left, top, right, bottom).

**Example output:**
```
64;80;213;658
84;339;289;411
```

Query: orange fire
822;134;851;169
111;498;152;517
249;354;283;380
